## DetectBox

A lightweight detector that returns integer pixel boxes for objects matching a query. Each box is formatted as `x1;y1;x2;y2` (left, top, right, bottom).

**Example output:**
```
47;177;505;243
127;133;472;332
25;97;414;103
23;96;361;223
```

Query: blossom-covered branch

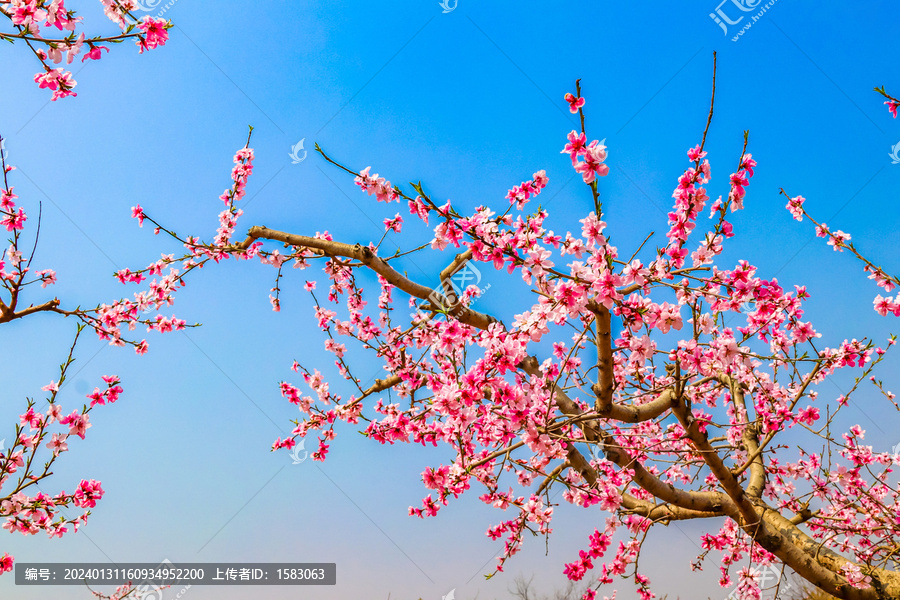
0;327;122;575
0;135;193;351
874;85;899;118
782;190;900;318
0;0;170;100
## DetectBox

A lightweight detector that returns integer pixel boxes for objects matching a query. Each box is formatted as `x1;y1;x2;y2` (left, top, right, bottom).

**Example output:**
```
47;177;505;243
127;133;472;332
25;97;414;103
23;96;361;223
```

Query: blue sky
1;1;899;599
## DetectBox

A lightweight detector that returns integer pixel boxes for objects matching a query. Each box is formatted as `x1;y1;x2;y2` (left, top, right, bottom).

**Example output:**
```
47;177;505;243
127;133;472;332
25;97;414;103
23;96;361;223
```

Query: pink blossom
886;101;899;118
840;562;872;589
785;195;805;221
523;247;554;280
654;301;683;334
561;130;587;164
574;143;609;184
1;206;26;231
64;33;85;64
355;167;399;203
45;0;75;30
740;153;757;177
46;404;62;423
33;69;77;101
580;212;607;247
826;229;851;251
729;170;749;210
82;44;109;62
46;433;68;455
19;407;43;429
131;204;145;227
408;196;430;224
873;295;900;317
73;479;104;509
506;171;549;210
35;269;57;288
796;406;820;426
564;92;585;113
0;187;17;210
383;213;403;233
137;17;169;54
687;144;707;161
10;0;47;27
60;410;91;439
622;260;649;287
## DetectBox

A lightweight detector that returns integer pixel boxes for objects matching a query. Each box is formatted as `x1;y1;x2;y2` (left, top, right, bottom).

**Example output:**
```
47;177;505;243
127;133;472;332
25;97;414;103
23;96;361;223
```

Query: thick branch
746;506;896;600
566;443;725;521
671;395;897;599
719;374;765;498
672;396;760;525
241;226;497;330
733;363;822;477
0;298;61;323
591;305;615;412
520;355;678;424
439;248;473;282
521;357;724;514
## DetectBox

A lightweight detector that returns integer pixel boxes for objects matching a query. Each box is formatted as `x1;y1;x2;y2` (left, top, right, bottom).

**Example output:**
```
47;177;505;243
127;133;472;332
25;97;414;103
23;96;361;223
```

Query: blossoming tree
91;58;900;599
0;0;170;100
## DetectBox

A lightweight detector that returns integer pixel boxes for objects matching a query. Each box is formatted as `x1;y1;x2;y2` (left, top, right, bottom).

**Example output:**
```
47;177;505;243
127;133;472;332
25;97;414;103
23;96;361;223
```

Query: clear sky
1;1;899;599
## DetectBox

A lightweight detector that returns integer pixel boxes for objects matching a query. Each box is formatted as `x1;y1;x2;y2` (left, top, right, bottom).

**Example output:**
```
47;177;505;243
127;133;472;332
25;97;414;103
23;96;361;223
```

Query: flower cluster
355;167;400;203
727;154;756;212
1;371;125;570
505;170;548;210
1;0;171;99
562;130;609;184
0;184;26;232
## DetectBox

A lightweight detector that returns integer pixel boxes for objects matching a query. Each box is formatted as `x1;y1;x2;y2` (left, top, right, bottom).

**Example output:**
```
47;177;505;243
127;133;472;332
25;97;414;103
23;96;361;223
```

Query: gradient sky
1;1;899;599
